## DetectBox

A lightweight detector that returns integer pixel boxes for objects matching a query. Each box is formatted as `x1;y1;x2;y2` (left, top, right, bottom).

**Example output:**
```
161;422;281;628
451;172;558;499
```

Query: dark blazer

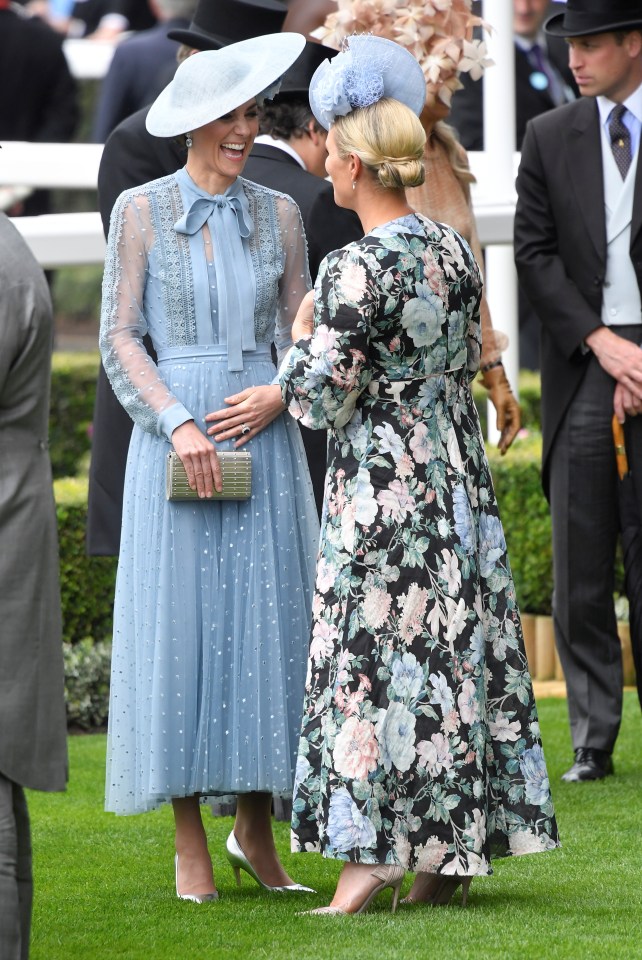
514;97;642;494
0;8;79;216
449;34;577;150
92;19;189;143
244;143;362;279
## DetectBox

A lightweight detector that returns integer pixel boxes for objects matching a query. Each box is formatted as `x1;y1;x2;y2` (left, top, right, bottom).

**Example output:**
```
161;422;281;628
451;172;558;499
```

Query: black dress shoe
561;748;614;782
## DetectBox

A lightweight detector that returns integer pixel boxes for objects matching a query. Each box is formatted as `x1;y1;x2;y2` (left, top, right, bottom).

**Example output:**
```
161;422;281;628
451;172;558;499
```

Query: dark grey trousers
0;774;32;960
549;326;642;753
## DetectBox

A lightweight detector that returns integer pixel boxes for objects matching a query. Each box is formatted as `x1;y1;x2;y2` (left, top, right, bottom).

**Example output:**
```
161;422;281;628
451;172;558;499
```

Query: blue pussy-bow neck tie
174;192;256;372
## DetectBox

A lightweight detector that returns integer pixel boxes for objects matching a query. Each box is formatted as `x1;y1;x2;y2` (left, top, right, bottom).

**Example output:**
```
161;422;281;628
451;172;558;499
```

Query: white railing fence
1;141;519;267
2;140;521;439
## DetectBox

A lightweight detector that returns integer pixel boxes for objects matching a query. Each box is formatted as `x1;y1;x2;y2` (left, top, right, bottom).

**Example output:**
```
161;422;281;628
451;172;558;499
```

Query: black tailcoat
514;97;642;495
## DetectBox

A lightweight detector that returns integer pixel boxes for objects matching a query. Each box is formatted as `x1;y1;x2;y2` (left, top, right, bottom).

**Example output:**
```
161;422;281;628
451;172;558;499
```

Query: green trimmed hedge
63;638;111;730
55;476;117;647
487;435;553;615
56;477;115;728
50;352;100;478
472;369;541;436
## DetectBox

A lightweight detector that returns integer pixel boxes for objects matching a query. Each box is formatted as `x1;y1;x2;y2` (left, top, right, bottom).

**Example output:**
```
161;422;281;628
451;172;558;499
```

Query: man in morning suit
0;211;67;960
514;0;642;782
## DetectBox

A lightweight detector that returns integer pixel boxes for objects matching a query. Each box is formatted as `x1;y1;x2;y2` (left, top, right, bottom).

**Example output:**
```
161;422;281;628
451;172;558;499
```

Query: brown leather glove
480;363;521;455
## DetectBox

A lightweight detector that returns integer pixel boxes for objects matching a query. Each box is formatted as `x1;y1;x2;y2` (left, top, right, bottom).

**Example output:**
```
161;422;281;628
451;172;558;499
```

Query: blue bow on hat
175;190;256;372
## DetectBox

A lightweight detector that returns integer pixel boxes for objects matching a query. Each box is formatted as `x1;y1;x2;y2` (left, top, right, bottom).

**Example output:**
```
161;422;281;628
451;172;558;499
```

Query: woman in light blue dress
99;35;319;901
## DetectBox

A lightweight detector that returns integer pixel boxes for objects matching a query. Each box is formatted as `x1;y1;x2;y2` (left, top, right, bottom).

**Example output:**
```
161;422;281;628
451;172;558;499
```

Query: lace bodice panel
99;173;310;439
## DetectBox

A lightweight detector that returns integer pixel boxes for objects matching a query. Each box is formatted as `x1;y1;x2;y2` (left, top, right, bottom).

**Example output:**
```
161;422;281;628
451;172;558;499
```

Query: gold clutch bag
166;450;252;501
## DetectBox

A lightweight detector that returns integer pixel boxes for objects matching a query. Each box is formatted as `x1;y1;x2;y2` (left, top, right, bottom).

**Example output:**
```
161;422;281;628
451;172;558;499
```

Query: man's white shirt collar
254;135;307;170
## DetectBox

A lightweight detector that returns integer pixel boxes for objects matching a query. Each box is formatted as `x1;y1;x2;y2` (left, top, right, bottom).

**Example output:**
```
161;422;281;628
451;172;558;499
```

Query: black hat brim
166;26;225;49
277;41;337;95
545;11;642;36
167;0;286;51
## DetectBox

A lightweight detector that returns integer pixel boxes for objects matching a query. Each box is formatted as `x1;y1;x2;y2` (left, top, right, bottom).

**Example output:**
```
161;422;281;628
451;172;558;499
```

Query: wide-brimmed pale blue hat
146;33;306;138
309;35;426;130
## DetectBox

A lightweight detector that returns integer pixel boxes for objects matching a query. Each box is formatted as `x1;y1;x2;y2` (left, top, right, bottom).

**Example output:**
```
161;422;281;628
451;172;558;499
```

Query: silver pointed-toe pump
174;854;219;903
225;831;315;893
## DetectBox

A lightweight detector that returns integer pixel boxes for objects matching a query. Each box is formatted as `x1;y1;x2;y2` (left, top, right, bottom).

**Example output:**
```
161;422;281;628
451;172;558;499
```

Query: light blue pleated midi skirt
105;345;319;814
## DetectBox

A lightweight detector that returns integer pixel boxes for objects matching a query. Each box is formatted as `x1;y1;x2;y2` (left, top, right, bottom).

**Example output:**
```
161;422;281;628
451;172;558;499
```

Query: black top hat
546;0;642;38
277;41;338;96
167;0;287;51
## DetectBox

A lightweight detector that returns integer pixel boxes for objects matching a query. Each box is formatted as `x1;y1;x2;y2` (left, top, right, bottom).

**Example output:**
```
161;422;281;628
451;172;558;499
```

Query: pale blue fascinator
309;34;426;130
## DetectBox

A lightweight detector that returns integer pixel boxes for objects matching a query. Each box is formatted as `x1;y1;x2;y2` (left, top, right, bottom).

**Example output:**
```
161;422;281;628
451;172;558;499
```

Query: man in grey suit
514;0;642;781
0;212;67;959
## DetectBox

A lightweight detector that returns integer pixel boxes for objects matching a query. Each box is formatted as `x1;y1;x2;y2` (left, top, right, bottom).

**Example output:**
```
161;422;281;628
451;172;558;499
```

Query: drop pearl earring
185;134;193;148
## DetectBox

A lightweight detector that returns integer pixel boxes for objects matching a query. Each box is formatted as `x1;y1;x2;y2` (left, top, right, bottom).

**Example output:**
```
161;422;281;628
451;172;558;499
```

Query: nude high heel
401;873;472;907
300;864;406;916
174;854;219;903
225;831;315;893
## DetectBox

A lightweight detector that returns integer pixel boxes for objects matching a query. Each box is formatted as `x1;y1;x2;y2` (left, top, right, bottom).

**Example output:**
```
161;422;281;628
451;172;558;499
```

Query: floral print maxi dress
279;214;560;875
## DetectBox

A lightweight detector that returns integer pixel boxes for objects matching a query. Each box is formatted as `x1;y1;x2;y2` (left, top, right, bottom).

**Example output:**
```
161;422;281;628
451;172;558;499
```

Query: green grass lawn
28;695;642;960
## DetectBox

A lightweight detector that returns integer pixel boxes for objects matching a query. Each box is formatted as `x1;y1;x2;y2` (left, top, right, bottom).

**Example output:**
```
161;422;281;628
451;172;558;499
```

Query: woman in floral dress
278;36;559;915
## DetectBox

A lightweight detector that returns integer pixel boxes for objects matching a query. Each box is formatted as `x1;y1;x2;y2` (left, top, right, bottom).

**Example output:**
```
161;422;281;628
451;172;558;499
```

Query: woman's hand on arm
291;290;315;343
171;420;222;497
205;385;286;447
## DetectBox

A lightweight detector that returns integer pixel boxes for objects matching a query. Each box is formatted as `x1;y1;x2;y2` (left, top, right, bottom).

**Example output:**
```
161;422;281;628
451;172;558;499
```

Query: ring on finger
241;423;251;436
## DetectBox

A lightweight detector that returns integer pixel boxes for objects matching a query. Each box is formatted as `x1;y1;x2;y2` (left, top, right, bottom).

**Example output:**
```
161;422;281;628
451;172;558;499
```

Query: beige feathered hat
312;0;493;106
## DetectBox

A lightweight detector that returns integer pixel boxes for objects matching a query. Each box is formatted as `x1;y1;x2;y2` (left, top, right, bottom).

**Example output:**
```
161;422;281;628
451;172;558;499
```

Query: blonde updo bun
333;97;426;190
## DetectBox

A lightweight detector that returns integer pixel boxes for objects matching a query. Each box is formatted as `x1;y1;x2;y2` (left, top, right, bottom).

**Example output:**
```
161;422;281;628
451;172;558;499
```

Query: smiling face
189;98;260;189
567;31;642;102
